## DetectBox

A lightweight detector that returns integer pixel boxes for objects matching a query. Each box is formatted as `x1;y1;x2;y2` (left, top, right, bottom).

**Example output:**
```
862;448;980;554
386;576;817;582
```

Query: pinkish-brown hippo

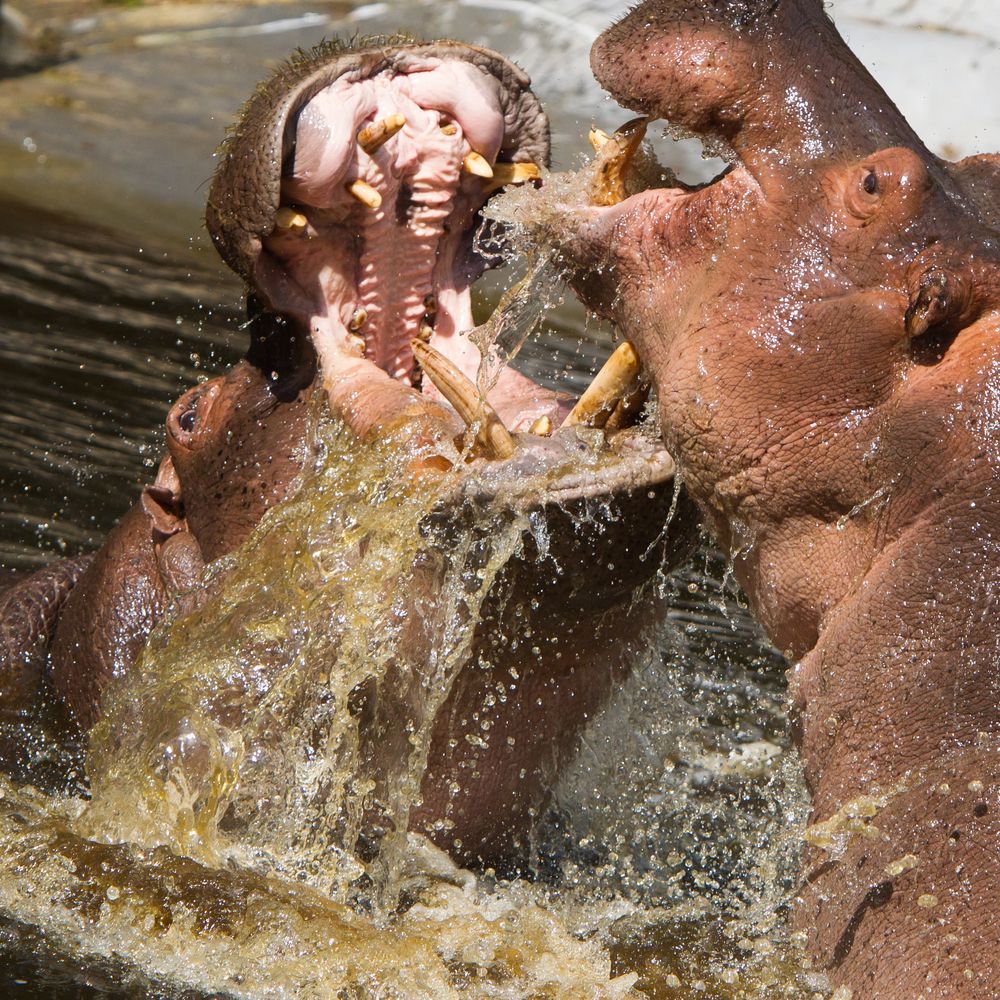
531;0;1000;995
0;39;695;868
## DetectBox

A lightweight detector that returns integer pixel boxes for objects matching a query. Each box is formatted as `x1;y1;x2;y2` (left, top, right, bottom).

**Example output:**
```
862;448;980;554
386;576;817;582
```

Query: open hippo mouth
207;38;656;464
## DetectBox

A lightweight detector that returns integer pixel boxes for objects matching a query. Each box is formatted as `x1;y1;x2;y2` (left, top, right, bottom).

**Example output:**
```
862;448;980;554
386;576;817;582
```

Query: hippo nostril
179;409;197;433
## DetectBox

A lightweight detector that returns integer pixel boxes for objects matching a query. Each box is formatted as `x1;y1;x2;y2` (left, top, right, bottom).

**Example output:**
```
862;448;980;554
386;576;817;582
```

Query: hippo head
206;38;563;449
547;0;1000;656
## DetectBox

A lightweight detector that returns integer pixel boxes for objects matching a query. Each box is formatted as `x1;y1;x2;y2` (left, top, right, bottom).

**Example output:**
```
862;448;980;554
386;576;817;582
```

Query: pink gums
283;59;506;382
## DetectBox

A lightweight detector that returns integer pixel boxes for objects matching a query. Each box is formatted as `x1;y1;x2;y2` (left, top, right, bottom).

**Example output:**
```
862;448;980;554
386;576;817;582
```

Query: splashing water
0;168;821;998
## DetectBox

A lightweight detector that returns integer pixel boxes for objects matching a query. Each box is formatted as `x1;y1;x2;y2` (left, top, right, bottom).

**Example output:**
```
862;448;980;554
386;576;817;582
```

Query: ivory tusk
562;341;643;429
483;161;542;194
410;339;515;460
462;151;494;179
588;127;611;152
357;114;406;155
589;116;651;207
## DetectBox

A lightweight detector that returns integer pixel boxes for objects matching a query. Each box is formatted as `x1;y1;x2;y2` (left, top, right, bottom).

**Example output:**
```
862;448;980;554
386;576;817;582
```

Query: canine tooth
590;116;650;207
529;415;553;437
346;178;382;210
588;127;611;152
484;162;542;194
563;341;643;429
463;152;494;179
357;113;406;154
440;122;458;136
492;162;541;185
604;381;650;432
275;207;308;231
349;308;367;331
410;339;515;460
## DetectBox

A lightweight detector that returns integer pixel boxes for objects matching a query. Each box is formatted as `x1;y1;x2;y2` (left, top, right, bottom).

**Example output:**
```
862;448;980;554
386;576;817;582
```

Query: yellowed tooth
417;320;434;343
423;294;437;315
275;206;308;232
440;122;458;136
529;415;553;437
346;178;382;210
357;113;406;155
588;127;611;152
563;341;643;429
411;339;515;460
348;333;366;356
603;381;650;432
589;116;651;207
349;307;367;332
493;162;541;185
483;161;542;194
463;151;494;179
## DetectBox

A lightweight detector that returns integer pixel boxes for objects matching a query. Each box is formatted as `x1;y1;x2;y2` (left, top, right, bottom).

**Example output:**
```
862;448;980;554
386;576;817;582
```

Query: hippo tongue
590;0;928;186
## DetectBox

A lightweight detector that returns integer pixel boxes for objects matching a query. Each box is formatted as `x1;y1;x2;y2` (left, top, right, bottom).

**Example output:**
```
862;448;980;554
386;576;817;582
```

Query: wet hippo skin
544;1;1000;995
0;39;696;868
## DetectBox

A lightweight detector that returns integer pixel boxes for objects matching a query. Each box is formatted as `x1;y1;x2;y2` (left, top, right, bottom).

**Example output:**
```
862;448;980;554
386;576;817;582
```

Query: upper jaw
207;40;563;454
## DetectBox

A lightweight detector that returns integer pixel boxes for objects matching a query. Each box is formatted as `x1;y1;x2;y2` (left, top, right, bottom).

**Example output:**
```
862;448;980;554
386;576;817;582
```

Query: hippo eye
863;171;879;196
179;408;197;432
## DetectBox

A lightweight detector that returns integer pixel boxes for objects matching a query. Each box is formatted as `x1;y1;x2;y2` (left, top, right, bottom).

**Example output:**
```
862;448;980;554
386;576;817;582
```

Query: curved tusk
462;151;494;179
588;127;611;152
485;161;542;194
411;339;515;460
346;178;382;210
589;116;651;207
357;114;406;155
562;341;643;429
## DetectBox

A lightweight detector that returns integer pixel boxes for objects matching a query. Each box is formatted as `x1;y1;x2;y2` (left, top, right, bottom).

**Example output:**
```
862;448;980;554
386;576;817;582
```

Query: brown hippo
523;0;1000;995
0;39;695;868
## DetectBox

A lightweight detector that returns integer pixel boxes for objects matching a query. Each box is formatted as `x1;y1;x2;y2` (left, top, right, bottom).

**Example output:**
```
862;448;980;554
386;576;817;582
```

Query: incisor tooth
346;178;382;210
529;415;553;437
349;308;367;332
417;321;433;343
440;122;458;136
463;151;494;179
357;113;406;154
275;207;308;231
563;341;643;429
411;339;515;460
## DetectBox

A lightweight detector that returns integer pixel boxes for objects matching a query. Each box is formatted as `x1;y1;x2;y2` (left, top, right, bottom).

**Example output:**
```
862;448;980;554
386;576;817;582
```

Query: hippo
522;0;1000;995
0;39;695;868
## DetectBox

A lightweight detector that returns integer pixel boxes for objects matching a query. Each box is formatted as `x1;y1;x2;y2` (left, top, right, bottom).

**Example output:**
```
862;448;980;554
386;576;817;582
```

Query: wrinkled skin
546;0;1000;995
0;39;694;867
